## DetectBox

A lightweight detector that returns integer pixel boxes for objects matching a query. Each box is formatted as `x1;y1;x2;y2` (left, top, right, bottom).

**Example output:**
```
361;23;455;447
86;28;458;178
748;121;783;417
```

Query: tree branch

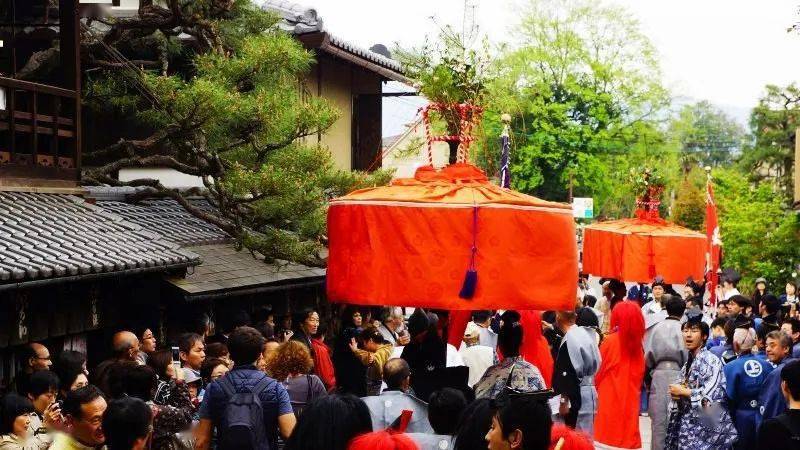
92;59;162;70
84;126;180;159
84;155;201;181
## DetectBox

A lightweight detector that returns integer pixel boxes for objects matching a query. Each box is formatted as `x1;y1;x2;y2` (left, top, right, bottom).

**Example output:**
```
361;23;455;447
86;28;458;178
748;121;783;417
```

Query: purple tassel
459;269;478;299
459;206;479;300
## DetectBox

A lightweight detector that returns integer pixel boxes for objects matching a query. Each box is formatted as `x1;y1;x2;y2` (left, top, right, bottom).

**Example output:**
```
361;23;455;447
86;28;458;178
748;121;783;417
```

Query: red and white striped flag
706;173;721;306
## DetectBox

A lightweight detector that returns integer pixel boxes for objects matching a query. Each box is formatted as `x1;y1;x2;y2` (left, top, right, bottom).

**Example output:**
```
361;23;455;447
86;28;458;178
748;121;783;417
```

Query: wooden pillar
59;0;81;176
795;127;800;206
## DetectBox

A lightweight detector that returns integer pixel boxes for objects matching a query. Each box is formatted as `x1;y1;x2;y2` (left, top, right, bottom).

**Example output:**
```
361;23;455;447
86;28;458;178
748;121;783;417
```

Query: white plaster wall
118;167;204;188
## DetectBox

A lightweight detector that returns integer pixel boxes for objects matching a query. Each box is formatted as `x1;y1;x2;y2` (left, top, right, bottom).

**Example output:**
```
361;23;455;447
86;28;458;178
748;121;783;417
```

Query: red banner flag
706;174;721;306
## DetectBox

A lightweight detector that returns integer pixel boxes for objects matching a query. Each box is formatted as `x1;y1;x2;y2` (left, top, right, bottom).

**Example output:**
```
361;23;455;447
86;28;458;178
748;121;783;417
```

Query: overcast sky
288;0;800;135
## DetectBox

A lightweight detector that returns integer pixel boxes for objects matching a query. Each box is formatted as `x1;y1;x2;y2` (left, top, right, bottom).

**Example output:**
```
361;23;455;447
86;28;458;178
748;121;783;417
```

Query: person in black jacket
400;309;447;402
758;359;800;449
333;306;367;396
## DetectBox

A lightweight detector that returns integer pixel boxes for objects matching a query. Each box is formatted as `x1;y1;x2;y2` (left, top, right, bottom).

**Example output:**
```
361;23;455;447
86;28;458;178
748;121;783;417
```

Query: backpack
217;374;276;450
289;375;314;418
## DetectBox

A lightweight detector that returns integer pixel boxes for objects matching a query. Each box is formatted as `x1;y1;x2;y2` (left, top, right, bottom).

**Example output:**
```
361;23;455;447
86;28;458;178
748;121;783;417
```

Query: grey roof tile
0;193;200;286
98;198;231;247
261;0;404;75
167;244;324;295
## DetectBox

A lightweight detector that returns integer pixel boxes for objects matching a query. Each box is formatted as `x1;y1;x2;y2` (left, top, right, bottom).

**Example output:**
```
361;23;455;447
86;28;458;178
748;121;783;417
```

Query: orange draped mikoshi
327;164;578;311
594;301;646;449
581;214;706;284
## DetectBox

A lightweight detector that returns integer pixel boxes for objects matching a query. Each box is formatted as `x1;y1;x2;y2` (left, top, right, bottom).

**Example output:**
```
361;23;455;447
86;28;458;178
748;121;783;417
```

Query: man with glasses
13;342;52;396
51;385;107;450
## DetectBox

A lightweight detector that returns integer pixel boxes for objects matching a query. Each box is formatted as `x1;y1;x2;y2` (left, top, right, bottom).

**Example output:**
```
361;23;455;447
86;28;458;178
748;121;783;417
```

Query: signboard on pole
572;197;593;219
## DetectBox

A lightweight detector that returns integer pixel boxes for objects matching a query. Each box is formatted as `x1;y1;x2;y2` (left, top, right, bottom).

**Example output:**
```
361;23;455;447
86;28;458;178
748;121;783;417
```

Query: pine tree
80;1;390;265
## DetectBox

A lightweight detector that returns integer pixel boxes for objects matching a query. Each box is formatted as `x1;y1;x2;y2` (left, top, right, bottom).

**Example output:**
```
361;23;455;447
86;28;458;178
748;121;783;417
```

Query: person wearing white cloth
459;322;496;387
642;278;669;337
472;311;498;349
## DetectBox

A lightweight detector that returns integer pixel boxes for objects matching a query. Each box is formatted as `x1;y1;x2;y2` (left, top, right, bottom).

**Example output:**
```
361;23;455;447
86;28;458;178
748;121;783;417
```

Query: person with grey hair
378;307;410;347
361;358;432;433
757;330;796;429
724;327;774;449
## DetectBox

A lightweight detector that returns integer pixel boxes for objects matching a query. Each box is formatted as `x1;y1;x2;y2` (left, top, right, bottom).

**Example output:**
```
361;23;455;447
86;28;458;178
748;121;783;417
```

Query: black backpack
217;374;276;450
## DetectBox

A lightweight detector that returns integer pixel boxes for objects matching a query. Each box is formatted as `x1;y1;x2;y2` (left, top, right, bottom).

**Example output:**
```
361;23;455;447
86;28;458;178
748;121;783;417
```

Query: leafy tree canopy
81;0;390;266
739;84;800;198
482;0;671;213
713;168;799;290
668;101;746;171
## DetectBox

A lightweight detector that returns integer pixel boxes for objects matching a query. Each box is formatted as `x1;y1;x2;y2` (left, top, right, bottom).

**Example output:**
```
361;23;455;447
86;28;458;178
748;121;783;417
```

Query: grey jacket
361;390;433;433
407;433;454;450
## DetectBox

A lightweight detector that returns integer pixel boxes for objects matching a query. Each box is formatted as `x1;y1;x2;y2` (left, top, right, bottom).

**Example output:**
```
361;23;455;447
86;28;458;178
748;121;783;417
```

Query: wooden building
89;186;328;346
0;1;389;389
0;0;82;188
115;0;408;186
0;1;200;386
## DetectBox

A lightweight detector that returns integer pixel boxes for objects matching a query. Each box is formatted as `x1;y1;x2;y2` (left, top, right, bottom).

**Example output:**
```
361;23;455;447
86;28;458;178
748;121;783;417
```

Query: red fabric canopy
327;164;578;311
582;216;706;284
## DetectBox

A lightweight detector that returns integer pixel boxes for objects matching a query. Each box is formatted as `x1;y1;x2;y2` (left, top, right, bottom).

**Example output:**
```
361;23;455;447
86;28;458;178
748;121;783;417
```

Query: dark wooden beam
382;92;419;97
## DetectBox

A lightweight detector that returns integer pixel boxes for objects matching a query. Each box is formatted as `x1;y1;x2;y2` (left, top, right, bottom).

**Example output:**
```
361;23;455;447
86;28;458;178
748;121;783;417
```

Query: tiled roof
262;0;404;75
92;193;324;296
98;198;230;247
0;192;200;284
166;244;325;298
265;0;324;34
326;34;404;74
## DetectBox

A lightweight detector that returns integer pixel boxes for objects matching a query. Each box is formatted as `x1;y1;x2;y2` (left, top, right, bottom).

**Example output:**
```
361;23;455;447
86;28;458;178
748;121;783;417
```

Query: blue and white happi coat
665;348;738;450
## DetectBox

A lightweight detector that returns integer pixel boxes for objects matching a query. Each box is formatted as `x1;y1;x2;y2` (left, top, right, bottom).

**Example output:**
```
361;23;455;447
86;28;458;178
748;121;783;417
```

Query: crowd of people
0;271;798;450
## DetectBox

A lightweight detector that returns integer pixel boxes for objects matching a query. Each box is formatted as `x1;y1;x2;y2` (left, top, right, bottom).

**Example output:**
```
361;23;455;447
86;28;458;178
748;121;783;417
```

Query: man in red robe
594;300;646;449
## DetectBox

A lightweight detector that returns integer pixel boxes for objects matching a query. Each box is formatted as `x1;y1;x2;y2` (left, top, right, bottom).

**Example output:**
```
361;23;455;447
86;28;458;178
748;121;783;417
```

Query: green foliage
739;84;800;198
627;167;666;199
83;1;388;265
481;0;671;214
396;26;491;109
393;136;426;160
668;101;746;170
395;26;493;162
713;168;799;289
671;177;705;231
